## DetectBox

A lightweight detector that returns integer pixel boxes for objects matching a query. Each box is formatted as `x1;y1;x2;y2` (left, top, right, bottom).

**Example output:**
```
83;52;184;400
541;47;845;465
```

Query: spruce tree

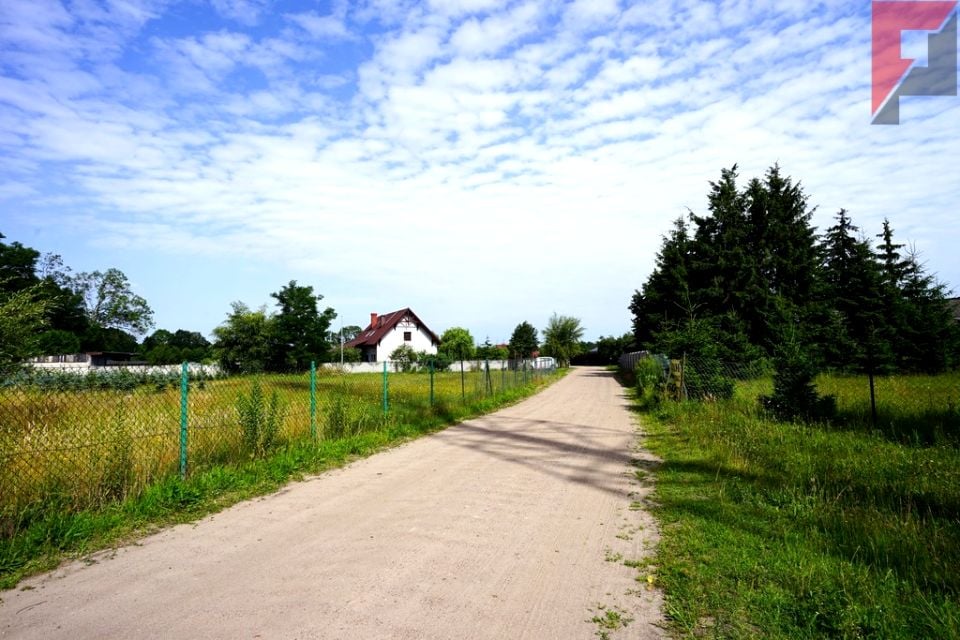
741;166;821;353
687;165;750;321
820;210;889;371
875;219;911;287
896;249;958;372
630;216;691;348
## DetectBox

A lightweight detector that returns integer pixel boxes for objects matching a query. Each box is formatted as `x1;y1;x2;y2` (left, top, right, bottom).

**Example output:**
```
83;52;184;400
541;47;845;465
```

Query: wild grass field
636;371;960;638
0;365;558;588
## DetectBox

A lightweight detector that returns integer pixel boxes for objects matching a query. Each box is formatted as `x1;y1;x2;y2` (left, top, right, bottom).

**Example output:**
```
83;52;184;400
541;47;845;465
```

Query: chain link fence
0;359;555;536
619;351;959;444
619;351;768;401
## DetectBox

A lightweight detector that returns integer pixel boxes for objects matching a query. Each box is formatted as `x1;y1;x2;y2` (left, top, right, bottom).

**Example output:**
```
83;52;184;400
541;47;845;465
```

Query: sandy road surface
1;367;663;639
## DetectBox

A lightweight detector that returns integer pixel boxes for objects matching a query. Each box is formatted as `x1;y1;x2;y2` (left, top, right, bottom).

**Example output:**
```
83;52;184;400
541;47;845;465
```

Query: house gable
344;308;440;361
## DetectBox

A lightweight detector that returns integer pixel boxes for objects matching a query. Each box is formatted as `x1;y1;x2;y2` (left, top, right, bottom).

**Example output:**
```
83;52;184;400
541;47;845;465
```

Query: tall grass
637;372;960;638
0;366;561;588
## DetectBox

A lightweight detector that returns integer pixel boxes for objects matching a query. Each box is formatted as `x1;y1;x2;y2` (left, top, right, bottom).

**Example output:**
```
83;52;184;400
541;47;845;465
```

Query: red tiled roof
345;308;441;348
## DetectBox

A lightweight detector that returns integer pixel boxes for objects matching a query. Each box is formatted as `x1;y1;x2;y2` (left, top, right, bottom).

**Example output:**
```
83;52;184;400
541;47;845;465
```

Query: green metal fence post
429;360;435;407
310;361;317;440
179;361;188;480
460;359;465;403
485;359;492;395
382;361;389;415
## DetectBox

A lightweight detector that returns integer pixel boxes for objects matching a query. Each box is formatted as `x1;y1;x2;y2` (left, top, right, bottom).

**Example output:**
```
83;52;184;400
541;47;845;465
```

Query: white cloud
564;0;619;30
448;1;543;57
1;0;959;339
426;0;501;17
209;0;268;26
287;11;355;41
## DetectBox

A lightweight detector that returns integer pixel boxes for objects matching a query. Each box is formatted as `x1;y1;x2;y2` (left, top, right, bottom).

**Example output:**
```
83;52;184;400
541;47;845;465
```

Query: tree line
389;314;585;372
629;165;959;374
0;233;155;374
1;231;590;376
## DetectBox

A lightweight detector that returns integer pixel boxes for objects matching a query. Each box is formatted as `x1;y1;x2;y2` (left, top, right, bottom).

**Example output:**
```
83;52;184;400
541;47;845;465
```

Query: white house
345;308;440;362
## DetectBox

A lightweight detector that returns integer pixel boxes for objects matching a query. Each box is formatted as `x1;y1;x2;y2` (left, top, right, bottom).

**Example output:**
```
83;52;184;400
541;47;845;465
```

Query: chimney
370;312;378;328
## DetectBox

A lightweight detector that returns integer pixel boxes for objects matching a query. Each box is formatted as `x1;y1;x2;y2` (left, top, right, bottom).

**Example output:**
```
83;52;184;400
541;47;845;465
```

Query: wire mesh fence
0;359;555;534
619;351;769;401
620;352;960;447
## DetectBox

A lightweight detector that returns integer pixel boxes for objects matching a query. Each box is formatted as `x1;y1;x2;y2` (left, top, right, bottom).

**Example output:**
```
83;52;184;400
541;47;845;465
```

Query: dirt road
0;367;663;639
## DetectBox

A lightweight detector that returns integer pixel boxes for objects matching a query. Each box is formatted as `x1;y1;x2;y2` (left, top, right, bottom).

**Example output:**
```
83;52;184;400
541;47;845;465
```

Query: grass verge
0;370;565;591
630;376;960;638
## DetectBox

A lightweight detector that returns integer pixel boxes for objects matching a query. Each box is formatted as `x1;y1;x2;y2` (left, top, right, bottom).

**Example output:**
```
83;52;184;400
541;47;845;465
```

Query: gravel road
0;366;663;639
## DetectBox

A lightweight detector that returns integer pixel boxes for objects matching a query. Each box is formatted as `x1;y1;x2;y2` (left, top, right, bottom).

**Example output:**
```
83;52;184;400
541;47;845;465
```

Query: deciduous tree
69;268;154;336
269;280;336;371
439;327;475;361
541;314;584;367
0;285;48;376
212;303;274;374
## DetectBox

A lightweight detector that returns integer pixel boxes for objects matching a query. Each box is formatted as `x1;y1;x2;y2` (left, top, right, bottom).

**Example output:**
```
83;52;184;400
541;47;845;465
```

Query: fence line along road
0;359;555;540
0;366;664;640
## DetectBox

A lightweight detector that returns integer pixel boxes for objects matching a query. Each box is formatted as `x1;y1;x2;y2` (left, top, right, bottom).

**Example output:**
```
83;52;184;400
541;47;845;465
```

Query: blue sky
1;0;958;345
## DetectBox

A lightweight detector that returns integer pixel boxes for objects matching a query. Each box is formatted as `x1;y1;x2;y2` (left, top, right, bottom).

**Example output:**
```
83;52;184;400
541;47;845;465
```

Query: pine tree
687;165;750;320
875;219;911;288
630;216;691;348
896;249;958;372
741;166;821;352
820;210;890;371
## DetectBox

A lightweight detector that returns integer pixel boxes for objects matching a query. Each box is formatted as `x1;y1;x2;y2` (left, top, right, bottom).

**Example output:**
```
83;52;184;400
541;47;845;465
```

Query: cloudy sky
1;0;958;345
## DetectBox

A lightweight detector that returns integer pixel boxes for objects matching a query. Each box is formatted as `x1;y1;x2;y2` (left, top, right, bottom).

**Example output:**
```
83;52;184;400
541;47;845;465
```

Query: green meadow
636;371;960;638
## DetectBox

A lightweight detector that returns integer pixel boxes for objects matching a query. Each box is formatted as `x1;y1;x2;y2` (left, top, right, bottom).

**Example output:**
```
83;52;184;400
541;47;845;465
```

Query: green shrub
389;345;417;372
761;333;835;421
635;357;665;409
418;351;452;372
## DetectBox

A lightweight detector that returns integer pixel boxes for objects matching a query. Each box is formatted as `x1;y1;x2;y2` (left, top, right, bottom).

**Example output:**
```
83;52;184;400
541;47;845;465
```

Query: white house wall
375;321;438;361
322;360;536;373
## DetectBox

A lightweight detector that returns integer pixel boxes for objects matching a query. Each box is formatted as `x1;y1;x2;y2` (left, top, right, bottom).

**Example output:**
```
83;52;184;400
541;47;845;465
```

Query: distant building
28;352;140;368
345;308;440;363
948;297;960;323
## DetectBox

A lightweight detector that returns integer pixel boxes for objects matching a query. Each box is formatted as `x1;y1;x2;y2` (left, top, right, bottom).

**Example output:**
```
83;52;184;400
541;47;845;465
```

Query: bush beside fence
621;352;774;399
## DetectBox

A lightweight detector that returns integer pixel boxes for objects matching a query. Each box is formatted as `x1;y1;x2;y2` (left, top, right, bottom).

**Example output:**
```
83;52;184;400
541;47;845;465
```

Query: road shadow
438;420;633;499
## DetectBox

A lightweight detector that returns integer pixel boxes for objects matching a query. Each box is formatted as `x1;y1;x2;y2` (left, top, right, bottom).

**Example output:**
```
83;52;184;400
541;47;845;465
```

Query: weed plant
236;380;284;458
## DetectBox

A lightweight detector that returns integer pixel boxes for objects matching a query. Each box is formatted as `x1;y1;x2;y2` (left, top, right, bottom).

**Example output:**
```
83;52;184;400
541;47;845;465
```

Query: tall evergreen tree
687;165;750;320
508;321;539;358
875;219;911;288
630;216;691;348
629;168;957;374
741;166;821;352
896;249;958;372
820;209;890;371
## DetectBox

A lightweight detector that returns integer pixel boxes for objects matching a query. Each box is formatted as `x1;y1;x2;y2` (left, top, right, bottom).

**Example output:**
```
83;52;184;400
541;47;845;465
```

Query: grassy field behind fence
637;371;960;638
0;365;548;541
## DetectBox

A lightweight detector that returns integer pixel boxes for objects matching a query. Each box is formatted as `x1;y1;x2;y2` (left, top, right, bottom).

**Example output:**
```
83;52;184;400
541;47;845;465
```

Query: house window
404;331;412;341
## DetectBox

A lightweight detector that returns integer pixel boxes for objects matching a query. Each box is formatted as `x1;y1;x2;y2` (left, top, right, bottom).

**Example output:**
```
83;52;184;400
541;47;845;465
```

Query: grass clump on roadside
0;370;564;590
632;372;960;638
